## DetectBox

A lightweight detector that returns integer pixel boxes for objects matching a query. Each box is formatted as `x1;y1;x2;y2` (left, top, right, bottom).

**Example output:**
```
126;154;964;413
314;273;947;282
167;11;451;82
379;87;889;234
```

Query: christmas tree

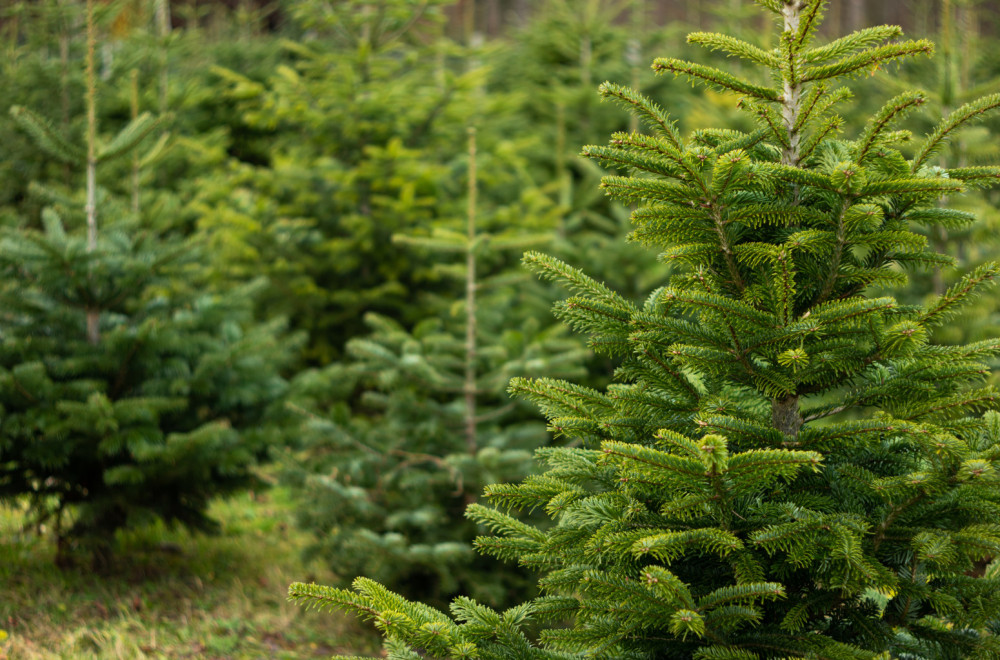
284;129;587;606
194;0;499;365
291;1;1000;657
0;0;298;570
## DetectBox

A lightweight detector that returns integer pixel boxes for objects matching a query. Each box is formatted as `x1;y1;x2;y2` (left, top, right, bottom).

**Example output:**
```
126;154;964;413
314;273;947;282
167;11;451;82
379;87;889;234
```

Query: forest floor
0;485;382;659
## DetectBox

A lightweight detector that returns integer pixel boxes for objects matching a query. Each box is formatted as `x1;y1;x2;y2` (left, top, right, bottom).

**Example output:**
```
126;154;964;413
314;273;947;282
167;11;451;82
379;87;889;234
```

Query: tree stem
771;1;807;433
772;394;803;437
155;0;171;113
130;69;140;215
85;0;99;345
628;0;644;134
780;1;805;167
464;127;478;456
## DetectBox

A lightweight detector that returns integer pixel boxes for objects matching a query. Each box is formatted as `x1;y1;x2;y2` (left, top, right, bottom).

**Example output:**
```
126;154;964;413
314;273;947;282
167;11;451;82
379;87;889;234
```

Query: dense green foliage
0;1;298;569
284;309;585;606
291;1;1000;657
863;0;1000;350
196;1;494;363
281;124;589;605
0;0;659;579
4;3;1000;657
0;208;296;567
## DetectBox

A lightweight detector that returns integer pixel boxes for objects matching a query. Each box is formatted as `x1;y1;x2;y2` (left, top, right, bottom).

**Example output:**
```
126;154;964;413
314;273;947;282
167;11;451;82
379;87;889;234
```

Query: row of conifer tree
2;1;1000;657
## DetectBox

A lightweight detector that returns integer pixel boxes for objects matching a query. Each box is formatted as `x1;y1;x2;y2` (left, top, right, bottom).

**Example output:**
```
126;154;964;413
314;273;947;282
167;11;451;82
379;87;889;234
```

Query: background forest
1;0;999;658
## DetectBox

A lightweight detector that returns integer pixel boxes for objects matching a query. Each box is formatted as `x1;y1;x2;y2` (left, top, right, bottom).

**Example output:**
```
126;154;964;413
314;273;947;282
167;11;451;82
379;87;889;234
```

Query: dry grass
0;488;382;659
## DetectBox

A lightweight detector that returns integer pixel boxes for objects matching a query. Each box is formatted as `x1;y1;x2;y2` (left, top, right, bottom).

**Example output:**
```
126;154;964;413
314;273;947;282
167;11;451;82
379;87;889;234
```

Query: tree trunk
464;128;479;457
772;394;803;438
155;0;171;113
85;0;100;345
131;70;141;214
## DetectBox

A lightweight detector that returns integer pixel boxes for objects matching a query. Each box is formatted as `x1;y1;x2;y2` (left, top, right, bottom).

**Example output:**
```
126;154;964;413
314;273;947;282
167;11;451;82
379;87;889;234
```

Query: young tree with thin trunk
283;128;588;606
0;0;298;570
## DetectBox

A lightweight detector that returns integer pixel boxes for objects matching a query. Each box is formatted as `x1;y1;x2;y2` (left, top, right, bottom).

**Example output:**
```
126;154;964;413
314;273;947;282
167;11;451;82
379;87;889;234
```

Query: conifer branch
9;106;84;164
764;164;837;191
919;262;1000;327
652;58;781;102
600;175;698;205
583;143;690;182
872;494;925;552
792;84;850;133
854;91;927;163
708;128;772;156
687;32;781;68
640;349;701;400
797;419;916;449
797;115;843;163
800;402;859;423
598;82;683;147
659;289;778;329
912;93;1000;171
801;40;934;83
753;0;783;12
523;252;635;313
859;177;963;197
710;206;746;292
946;166;1000;188
774;251;795;324
904;389;1000;421
605;131;705;188
814;202;849;306
508;377;612;419
790;0;824;51
697;416;788;447
96;112;166;164
803;25;904;63
740;100;790;149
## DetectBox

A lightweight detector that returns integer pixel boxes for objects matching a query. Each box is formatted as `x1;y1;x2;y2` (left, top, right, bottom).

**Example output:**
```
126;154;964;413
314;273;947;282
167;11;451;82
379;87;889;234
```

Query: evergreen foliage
496;0;672;303
291;1;1000;657
0;0;298;569
283;129;588;606
857;0;1000;349
193;0;518;364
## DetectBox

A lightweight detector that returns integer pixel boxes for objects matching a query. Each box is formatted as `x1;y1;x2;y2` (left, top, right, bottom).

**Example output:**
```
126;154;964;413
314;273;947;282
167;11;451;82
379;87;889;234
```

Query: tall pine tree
291;1;1000;657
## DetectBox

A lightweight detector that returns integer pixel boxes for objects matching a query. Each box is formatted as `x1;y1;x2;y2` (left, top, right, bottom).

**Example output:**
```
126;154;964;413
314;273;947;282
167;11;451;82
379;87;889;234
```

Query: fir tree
498;0;671;302
195;0;493;364
0;0;298;569
291;1;1000;657
284;129;588;606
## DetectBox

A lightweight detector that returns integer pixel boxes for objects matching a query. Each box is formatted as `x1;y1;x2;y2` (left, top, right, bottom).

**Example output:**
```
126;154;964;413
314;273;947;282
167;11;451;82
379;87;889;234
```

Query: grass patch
0;487;381;659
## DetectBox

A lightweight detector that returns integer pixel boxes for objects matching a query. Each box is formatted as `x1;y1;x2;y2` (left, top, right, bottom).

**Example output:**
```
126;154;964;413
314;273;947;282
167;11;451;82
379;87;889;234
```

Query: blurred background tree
0;0;299;570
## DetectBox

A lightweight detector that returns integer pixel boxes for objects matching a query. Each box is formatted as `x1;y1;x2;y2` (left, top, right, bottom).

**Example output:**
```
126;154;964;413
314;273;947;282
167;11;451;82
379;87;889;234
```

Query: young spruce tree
0;0;297;569
284;129;587;607
291;2;1000;657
